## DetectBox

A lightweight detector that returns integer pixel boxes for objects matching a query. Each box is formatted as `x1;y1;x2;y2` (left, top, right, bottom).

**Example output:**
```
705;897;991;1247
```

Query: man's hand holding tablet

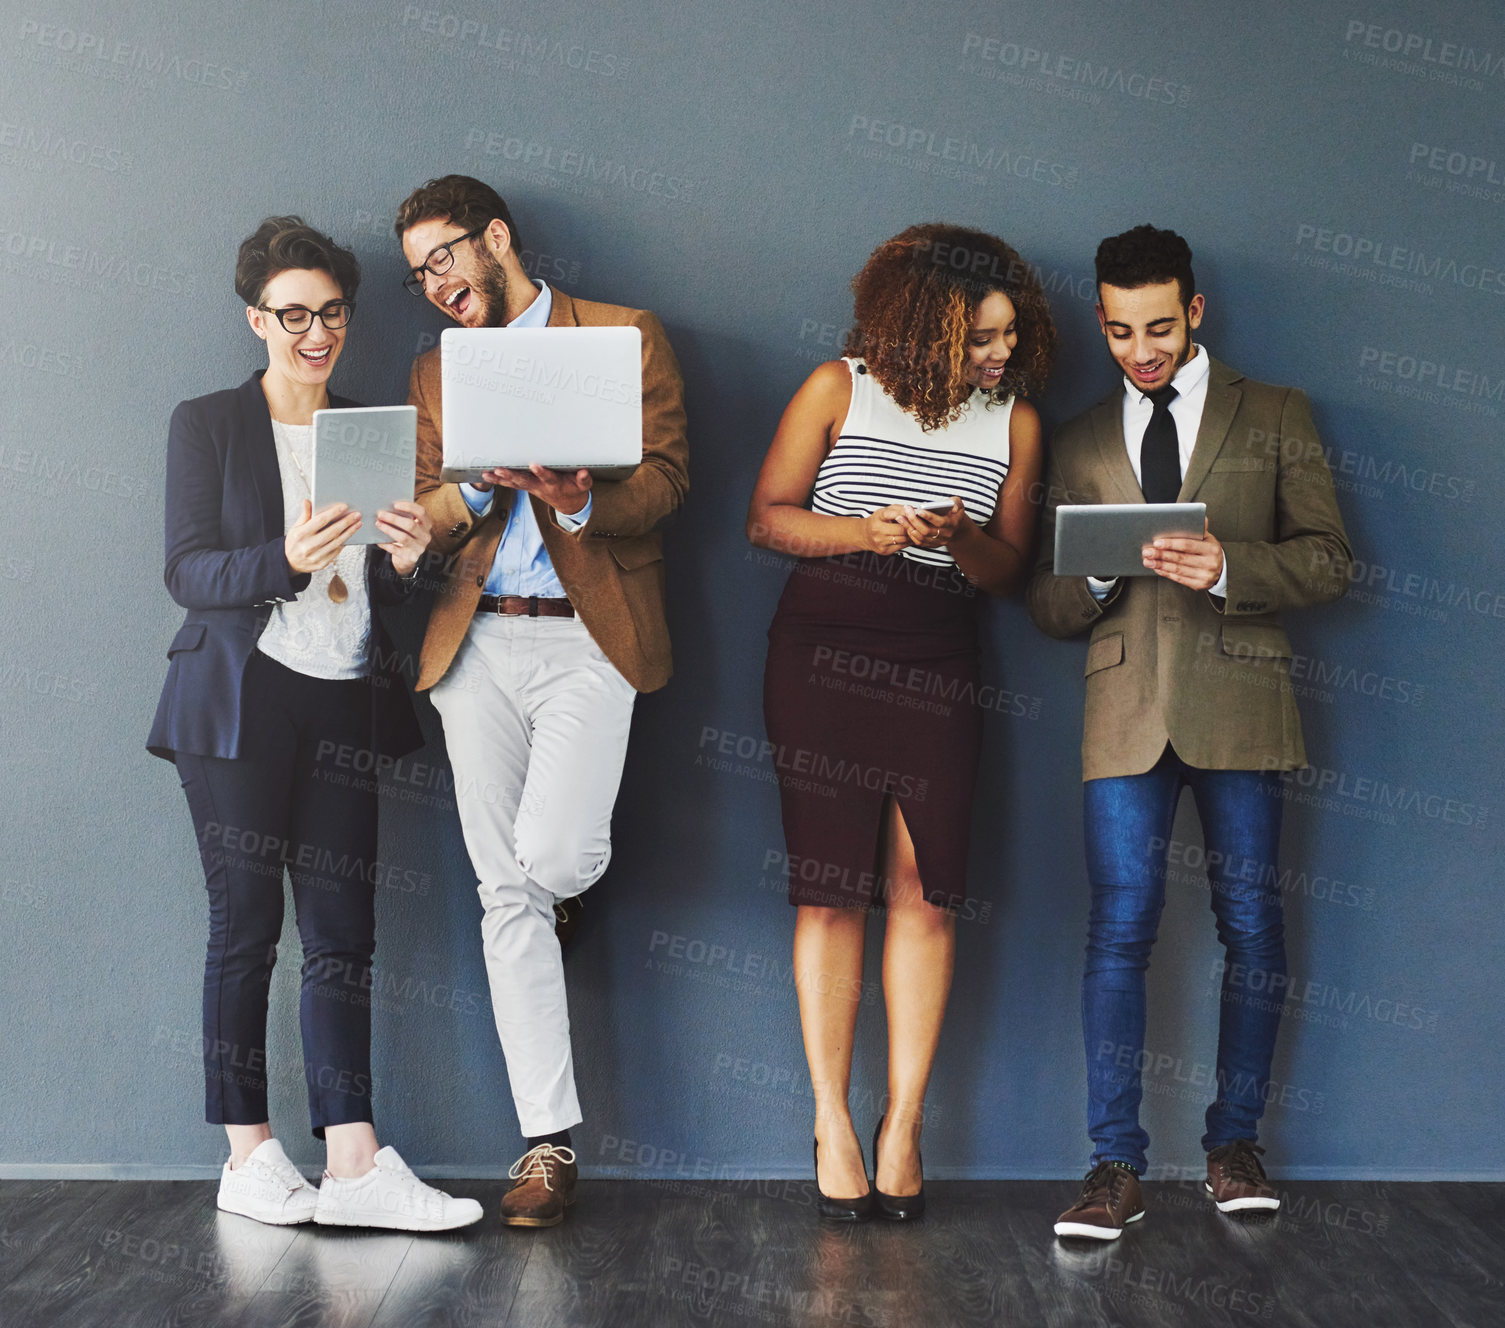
1054;502;1210;582
1142;518;1224;591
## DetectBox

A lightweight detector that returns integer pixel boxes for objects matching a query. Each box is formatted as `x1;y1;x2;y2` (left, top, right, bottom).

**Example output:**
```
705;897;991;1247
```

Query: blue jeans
1082;746;1286;1172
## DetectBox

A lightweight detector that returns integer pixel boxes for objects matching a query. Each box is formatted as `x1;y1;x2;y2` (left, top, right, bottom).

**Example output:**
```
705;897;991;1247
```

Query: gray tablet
311;406;418;545
1053;502;1207;577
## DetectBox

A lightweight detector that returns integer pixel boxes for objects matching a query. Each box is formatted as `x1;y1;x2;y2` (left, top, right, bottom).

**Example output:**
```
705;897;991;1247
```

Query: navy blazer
148;373;424;762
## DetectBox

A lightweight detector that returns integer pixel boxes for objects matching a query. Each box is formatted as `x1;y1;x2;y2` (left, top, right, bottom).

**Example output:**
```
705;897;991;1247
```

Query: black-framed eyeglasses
256;300;354;333
401;226;486;295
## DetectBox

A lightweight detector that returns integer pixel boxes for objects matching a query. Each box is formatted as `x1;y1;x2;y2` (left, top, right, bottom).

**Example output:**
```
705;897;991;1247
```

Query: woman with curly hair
747;223;1055;1222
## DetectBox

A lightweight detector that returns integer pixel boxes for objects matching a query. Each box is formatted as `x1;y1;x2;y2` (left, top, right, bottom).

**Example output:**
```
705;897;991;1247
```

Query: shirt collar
506;279;552;329
1124;342;1209;405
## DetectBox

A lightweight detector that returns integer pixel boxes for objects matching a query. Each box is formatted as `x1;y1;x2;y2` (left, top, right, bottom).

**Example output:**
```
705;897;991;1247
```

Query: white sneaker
313;1146;483;1232
217;1138;319;1225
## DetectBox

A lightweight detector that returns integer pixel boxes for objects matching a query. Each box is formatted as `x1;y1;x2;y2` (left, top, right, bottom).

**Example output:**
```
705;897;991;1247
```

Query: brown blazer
1027;357;1352;781
408;290;688;693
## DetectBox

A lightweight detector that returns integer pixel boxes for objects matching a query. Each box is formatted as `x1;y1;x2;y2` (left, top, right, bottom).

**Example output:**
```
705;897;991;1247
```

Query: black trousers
177;650;379;1137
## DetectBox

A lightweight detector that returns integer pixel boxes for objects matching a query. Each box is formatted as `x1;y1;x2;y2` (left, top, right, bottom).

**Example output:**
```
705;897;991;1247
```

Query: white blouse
256;419;372;679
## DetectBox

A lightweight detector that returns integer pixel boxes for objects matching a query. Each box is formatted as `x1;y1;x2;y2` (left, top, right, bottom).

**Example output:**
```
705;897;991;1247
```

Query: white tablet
311;406;418;545
1053;502;1207;577
440;325;643;482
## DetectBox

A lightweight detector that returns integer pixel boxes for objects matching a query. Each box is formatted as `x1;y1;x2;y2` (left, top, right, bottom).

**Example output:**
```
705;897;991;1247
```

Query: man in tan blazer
395;175;687;1228
1027;226;1350;1242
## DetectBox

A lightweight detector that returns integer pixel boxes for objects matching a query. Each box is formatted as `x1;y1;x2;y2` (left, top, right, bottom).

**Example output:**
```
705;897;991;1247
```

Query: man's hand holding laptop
471;464;593;517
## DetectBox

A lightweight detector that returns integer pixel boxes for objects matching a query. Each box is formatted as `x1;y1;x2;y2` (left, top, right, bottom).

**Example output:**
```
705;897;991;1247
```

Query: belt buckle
527;595;539;617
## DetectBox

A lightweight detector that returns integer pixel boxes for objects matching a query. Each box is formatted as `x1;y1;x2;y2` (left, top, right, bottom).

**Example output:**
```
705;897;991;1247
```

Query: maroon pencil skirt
762;551;982;910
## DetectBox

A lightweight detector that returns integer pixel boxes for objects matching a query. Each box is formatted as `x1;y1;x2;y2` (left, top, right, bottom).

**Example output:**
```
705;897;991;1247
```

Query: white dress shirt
1087;343;1227;600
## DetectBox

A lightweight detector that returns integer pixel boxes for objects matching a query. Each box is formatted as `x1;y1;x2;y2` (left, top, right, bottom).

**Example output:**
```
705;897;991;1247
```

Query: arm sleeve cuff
1208;557;1228;600
555;493;593;532
1086;576;1119;602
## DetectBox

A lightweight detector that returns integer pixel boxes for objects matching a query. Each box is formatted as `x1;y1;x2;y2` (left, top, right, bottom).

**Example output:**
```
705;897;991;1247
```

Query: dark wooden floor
0;1178;1499;1326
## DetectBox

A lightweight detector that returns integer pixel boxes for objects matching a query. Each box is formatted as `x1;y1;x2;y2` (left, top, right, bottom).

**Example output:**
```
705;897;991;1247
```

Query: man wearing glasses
394;175;688;1228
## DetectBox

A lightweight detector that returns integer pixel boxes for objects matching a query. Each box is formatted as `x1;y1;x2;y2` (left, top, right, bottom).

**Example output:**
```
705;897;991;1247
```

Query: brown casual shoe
1205;1139;1279;1213
500;1144;577;1228
1053;1161;1145;1240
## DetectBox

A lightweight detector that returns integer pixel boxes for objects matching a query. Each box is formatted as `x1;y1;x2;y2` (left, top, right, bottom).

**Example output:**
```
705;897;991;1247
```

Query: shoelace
242;1155;305;1193
1218;1140;1269;1187
508;1144;577;1191
383;1154;463;1205
343;1156;454;1217
1074;1163;1128;1211
392;1173;448;1215
317;1154;445;1208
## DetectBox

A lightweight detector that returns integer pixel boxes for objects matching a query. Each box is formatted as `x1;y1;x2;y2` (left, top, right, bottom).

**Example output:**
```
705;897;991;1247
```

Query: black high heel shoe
814;1138;874;1222
872;1116;926;1221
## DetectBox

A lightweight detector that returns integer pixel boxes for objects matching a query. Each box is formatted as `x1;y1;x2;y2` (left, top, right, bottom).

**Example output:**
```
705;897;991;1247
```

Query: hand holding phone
899;496;964;549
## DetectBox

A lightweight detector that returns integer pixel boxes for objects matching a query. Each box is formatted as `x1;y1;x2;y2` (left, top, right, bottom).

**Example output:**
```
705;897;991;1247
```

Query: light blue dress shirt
459;280;593;598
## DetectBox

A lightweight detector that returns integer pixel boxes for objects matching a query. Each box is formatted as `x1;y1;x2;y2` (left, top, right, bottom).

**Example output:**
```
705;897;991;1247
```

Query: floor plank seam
365;1237;419;1328
505;1230;542;1327
0;1184;117;1303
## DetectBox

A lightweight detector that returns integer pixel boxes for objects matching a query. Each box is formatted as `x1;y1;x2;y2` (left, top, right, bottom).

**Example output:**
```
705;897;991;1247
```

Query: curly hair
394;174;523;253
842;223;1056;431
1095;224;1195;309
234;216;360;307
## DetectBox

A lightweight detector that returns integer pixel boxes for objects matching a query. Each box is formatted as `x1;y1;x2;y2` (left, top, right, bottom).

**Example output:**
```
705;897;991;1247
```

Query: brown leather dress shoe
1053;1161;1145;1240
1205;1139;1280;1212
500;1143;578;1228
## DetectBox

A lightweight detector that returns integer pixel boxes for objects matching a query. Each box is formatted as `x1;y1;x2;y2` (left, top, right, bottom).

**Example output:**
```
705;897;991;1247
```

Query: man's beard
476;252;510;328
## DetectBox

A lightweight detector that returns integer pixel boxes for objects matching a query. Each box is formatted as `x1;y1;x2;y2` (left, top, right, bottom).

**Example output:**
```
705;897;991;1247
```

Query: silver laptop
1054;502;1206;577
440;326;643;482
311;406;417;545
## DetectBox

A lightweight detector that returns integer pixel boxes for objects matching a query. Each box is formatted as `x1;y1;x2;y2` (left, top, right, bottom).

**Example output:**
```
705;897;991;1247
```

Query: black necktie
1139;385;1180;504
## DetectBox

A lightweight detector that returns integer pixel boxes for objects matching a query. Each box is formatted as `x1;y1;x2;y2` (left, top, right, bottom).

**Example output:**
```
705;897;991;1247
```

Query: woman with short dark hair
148;216;477;1231
748;223;1056;1221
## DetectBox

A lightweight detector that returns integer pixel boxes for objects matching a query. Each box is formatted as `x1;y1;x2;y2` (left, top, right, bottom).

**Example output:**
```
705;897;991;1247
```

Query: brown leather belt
476;594;575;618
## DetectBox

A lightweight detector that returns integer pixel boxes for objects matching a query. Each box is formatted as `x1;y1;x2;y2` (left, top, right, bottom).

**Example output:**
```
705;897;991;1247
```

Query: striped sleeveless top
810;358;1014;567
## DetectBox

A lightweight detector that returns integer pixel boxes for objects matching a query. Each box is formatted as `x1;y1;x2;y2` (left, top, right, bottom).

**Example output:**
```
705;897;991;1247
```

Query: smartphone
913;497;957;514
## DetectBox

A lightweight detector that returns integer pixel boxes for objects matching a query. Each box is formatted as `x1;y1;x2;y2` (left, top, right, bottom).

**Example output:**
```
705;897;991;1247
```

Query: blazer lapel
1090;393;1142;504
547;289;579;328
419;345;444;440
1179;358;1243;501
238;373;285;539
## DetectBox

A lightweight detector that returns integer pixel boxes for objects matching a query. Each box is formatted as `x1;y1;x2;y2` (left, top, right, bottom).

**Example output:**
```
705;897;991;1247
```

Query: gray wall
2;0;1501;1180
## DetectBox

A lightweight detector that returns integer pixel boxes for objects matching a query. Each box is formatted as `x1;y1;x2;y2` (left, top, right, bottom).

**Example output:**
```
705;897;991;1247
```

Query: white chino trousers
428;613;636;1136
